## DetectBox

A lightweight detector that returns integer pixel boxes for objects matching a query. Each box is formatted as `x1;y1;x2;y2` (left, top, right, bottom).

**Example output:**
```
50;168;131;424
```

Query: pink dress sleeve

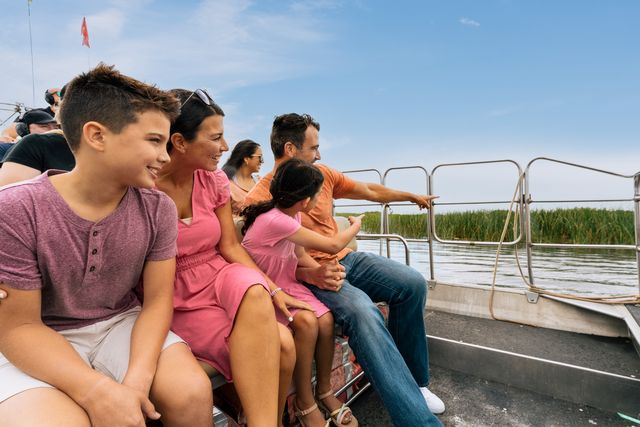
251;209;301;248
213;169;231;208
196;169;231;209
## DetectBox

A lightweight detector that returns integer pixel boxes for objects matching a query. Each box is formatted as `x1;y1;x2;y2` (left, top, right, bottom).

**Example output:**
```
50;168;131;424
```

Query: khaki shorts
0;306;184;403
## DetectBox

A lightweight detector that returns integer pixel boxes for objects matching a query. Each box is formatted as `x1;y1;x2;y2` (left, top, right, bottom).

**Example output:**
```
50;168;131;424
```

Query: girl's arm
288;215;362;254
294;245;346;292
294;244;320;268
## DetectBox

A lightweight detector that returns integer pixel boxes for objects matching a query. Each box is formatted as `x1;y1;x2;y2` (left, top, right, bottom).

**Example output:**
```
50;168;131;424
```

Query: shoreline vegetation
337;208;635;245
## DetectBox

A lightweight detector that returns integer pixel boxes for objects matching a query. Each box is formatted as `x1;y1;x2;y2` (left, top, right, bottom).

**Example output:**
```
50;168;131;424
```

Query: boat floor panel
350;365;630;426
425;310;640;377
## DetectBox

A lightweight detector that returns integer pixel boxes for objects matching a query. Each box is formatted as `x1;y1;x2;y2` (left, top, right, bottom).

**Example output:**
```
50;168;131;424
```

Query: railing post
428;173;436;283
635;175;640;294
524;169;535;285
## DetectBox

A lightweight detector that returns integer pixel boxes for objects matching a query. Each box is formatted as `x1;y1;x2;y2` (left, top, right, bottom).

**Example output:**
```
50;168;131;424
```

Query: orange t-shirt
243;163;357;264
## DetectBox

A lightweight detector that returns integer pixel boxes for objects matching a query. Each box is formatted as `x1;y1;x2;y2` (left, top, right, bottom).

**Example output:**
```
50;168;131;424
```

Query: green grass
337;208;636;245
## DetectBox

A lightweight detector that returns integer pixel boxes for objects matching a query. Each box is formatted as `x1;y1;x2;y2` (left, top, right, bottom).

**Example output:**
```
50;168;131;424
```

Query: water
357;239;639;297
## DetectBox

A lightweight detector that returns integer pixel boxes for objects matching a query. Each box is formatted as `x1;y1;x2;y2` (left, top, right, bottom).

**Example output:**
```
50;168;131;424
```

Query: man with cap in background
0;108;73;187
15;110;59;138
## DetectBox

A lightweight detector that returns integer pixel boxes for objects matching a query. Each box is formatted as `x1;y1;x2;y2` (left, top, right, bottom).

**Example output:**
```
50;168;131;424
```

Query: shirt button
93;231;98;237
89;266;96;272
92;249;98;255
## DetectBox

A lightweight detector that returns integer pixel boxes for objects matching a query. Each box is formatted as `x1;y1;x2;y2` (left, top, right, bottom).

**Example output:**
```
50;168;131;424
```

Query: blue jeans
308;251;442;427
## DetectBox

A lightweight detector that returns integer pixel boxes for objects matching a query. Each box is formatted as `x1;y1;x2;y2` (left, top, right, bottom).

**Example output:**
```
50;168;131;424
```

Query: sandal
294;400;330;427
316;390;359;427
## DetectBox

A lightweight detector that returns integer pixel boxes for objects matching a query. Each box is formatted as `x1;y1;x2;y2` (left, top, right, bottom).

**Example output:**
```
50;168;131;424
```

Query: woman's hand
272;291;314;322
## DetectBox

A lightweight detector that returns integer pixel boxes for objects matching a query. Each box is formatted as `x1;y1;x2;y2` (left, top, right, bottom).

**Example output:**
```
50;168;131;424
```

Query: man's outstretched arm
343;181;438;209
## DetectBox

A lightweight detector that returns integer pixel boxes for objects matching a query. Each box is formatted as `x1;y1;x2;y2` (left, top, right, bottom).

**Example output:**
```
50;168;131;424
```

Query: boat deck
348;309;639;426
426;310;640;377
350;365;630;426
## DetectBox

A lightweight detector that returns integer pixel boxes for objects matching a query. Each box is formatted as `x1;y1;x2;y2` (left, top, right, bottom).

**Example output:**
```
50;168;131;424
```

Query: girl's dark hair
241;159;324;235
222;139;261;179
167;88;224;151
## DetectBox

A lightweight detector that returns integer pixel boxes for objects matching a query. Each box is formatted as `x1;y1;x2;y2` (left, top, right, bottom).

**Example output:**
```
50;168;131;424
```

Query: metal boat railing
334;157;640;294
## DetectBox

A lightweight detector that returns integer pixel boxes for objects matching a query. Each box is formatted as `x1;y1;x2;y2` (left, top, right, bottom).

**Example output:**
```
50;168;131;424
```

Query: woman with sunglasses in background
222;139;264;219
156;89;312;427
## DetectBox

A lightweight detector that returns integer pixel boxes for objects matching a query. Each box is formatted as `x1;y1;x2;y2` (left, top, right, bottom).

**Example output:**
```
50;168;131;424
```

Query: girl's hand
348;214;364;228
272;291;314;322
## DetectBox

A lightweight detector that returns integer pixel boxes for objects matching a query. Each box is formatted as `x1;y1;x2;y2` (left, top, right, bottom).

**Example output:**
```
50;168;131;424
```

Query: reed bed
337;208;635;245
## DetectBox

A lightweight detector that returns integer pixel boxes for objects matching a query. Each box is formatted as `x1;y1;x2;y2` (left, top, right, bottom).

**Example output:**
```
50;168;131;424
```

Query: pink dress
242;208;329;325
171;169;269;381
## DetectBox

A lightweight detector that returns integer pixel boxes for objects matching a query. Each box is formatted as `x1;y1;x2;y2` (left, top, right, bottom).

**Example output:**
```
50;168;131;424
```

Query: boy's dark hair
241;158;324;235
60;63;180;152
168;89;225;152
222;139;261;180
270;113;319;159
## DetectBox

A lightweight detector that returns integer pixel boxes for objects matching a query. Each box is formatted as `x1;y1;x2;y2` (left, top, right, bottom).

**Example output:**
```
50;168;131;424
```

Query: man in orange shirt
244;113;444;426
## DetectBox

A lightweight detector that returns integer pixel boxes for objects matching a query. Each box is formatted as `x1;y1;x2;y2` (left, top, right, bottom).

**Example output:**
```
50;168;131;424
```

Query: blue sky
1;0;638;210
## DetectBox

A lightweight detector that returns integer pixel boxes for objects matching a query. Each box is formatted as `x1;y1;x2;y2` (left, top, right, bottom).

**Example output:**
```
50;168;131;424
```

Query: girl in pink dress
242;159;362;427
156;89;312;427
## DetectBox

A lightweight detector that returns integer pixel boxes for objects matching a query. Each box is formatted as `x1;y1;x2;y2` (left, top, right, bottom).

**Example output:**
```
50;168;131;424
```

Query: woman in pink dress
242;159;362;427
156;89;311;427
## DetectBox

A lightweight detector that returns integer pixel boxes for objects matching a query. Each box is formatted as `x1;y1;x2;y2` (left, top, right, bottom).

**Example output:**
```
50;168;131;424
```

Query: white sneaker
420;387;445;414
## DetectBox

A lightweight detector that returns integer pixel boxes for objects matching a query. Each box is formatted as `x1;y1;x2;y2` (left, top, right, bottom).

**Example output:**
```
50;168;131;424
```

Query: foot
420;387;445;414
295;398;328;427
317;390;355;425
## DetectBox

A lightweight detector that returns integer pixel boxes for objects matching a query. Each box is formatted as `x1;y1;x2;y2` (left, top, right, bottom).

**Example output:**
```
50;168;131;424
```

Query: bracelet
269;287;282;298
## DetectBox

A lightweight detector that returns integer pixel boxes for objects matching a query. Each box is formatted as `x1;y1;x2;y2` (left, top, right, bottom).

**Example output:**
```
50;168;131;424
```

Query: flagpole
27;0;35;106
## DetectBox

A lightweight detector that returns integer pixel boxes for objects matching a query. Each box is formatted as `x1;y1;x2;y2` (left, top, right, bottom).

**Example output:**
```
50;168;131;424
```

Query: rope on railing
488;172;640;324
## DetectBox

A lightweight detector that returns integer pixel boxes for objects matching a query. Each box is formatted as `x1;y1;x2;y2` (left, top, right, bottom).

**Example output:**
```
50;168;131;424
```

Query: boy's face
105;110;171;188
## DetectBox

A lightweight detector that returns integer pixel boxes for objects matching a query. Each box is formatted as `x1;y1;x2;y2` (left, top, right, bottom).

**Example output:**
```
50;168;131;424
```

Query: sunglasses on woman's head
182;88;214;107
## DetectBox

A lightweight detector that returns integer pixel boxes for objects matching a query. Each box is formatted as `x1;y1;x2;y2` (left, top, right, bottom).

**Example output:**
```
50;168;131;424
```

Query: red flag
81;17;90;48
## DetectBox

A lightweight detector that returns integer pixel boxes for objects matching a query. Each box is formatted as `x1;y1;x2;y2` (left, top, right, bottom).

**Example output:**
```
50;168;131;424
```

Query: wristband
269;287;282;298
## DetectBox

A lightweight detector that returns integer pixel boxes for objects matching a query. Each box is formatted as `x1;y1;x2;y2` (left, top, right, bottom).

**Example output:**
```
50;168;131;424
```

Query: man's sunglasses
182;88;214;107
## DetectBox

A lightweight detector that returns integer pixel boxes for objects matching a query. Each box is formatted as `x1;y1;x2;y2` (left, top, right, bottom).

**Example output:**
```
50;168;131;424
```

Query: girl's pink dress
242;208;329;325
171;169;269;381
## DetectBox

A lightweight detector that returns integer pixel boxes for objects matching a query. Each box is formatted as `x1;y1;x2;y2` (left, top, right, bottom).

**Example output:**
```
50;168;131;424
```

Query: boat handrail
336;157;640;294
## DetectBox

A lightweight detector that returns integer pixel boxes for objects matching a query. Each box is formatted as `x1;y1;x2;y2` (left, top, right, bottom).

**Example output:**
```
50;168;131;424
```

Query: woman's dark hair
222;139;261;179
241;159;324;235
167;88;224;152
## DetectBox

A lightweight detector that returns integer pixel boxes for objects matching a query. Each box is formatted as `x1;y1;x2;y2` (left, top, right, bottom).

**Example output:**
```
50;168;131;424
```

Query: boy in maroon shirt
0;64;213;426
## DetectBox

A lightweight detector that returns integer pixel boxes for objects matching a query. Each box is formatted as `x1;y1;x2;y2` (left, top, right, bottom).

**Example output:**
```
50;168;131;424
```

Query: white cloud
0;0;336;108
459;17;480;27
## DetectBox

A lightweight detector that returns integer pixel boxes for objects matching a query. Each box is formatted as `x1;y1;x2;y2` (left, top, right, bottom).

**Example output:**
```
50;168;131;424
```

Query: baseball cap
20;110;57;126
